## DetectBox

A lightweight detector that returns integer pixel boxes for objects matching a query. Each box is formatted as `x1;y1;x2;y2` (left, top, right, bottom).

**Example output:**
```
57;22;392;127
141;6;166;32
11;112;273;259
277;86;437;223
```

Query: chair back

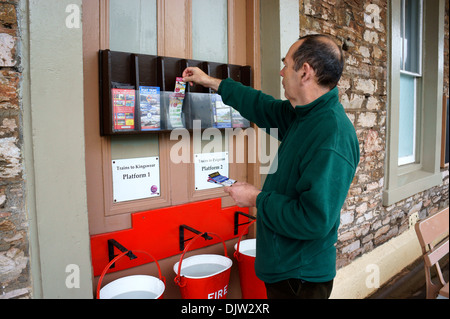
415;207;449;299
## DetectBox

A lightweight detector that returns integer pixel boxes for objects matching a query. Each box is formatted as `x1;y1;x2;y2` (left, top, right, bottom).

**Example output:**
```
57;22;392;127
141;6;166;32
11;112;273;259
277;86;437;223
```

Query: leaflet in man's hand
207;172;236;187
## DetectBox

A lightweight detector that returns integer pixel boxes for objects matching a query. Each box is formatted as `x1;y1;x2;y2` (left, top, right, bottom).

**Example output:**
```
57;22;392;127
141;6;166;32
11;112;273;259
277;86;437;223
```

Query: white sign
112;156;160;202
194;152;229;191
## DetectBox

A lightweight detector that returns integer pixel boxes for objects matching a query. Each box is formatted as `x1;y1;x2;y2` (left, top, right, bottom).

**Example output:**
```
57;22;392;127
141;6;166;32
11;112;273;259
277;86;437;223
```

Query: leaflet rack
99;50;252;136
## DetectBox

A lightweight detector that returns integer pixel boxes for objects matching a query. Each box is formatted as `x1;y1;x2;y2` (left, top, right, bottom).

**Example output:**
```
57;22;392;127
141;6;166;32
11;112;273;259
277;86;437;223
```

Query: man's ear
299;62;315;82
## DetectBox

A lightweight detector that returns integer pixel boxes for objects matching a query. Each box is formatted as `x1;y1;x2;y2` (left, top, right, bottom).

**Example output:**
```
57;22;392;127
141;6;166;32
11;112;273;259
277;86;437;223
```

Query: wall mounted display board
99;50;251;135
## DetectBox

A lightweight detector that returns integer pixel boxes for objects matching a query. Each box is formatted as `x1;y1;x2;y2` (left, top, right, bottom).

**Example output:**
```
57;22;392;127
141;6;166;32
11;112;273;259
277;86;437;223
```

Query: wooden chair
415;207;449;299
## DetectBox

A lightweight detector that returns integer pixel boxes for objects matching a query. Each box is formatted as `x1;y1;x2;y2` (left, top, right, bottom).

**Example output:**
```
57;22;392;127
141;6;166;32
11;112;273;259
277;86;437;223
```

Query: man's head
294;34;344;89
281;34;344;106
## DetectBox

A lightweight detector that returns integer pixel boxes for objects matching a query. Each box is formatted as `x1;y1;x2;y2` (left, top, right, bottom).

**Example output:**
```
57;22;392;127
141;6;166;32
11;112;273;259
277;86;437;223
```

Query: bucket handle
96;250;166;299
233;219;257;262
174;232;227;287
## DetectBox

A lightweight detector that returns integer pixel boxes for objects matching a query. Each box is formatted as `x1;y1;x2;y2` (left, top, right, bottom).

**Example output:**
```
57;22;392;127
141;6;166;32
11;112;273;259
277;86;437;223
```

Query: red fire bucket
234;220;267;299
174;232;232;299
96;250;166;299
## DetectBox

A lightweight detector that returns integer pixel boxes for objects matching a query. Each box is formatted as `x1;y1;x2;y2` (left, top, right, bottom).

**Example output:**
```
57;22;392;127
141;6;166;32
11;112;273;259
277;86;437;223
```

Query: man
182;34;360;299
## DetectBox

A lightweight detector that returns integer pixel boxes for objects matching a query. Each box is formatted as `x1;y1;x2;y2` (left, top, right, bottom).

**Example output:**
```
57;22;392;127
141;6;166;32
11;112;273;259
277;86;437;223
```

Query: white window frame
383;0;445;206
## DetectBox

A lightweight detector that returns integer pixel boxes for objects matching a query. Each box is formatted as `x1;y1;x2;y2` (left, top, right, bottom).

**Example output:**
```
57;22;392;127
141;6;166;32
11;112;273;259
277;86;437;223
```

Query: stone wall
0;0;30;299
299;0;449;268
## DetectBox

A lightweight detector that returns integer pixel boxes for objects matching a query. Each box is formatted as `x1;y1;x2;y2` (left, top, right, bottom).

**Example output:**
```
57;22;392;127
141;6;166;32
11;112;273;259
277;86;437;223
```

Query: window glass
110;0;157;55
401;0;422;74
192;0;229;160
109;0;160;162
398;73;416;165
192;0;228;63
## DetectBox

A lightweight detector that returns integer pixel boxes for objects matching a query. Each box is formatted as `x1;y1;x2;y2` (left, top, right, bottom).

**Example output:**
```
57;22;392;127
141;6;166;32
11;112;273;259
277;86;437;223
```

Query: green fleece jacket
218;78;360;283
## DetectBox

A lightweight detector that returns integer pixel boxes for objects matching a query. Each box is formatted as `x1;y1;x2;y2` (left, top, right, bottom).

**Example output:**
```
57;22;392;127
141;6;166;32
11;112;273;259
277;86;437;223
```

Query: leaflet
139;86;161;131
211;94;249;128
207;171;236;187
231;108;250;128
174;77;186;97
169;77;186;128
112;88;136;131
212;94;232;128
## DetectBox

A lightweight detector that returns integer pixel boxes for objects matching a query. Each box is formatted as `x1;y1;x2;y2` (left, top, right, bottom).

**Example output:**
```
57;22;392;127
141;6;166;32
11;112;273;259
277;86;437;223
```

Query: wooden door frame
83;0;261;235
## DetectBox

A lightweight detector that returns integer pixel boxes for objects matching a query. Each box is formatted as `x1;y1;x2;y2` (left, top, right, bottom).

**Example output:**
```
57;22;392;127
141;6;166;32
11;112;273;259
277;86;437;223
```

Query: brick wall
0;0;30;299
299;0;449;268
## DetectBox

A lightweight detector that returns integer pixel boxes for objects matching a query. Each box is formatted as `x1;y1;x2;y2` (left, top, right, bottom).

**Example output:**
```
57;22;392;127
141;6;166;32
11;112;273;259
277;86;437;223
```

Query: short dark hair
293;34;344;89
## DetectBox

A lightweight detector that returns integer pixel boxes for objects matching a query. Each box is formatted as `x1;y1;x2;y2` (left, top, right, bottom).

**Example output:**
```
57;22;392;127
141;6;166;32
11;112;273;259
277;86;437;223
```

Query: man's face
280;40;303;103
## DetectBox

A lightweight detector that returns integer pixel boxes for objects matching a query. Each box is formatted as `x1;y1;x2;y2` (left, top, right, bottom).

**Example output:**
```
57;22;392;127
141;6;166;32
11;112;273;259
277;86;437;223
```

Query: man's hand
224;182;261;207
182;67;222;91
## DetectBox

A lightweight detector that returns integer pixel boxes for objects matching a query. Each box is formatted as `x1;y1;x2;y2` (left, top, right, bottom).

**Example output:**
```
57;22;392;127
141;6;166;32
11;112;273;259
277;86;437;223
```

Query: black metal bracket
234;211;256;235
179;225;213;251
108;239;138;268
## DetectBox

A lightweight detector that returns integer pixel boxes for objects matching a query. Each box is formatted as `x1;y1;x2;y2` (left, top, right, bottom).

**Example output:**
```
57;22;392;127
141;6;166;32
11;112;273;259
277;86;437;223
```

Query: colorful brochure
231;108;249;128
169;77;186;128
207;171;237;187
112;88;136;131
212;94;232;128
139;86;161;131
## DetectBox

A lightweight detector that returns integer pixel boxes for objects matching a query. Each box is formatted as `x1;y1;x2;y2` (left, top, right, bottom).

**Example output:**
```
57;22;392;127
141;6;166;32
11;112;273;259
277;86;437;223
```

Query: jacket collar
293;86;339;117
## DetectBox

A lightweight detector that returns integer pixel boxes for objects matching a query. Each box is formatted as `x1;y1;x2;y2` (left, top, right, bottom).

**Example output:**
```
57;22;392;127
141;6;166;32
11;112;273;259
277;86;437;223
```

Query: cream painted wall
260;0;299;101
331;228;422;299
21;0;92;298
259;0;299;184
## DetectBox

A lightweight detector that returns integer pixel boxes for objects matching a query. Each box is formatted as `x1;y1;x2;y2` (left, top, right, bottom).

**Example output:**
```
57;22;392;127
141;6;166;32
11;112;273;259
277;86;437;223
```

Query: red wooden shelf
90;198;249;276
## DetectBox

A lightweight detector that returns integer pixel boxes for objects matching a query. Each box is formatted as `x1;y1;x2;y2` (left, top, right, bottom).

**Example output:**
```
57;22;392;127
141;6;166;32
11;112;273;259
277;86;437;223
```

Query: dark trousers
264;278;333;299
